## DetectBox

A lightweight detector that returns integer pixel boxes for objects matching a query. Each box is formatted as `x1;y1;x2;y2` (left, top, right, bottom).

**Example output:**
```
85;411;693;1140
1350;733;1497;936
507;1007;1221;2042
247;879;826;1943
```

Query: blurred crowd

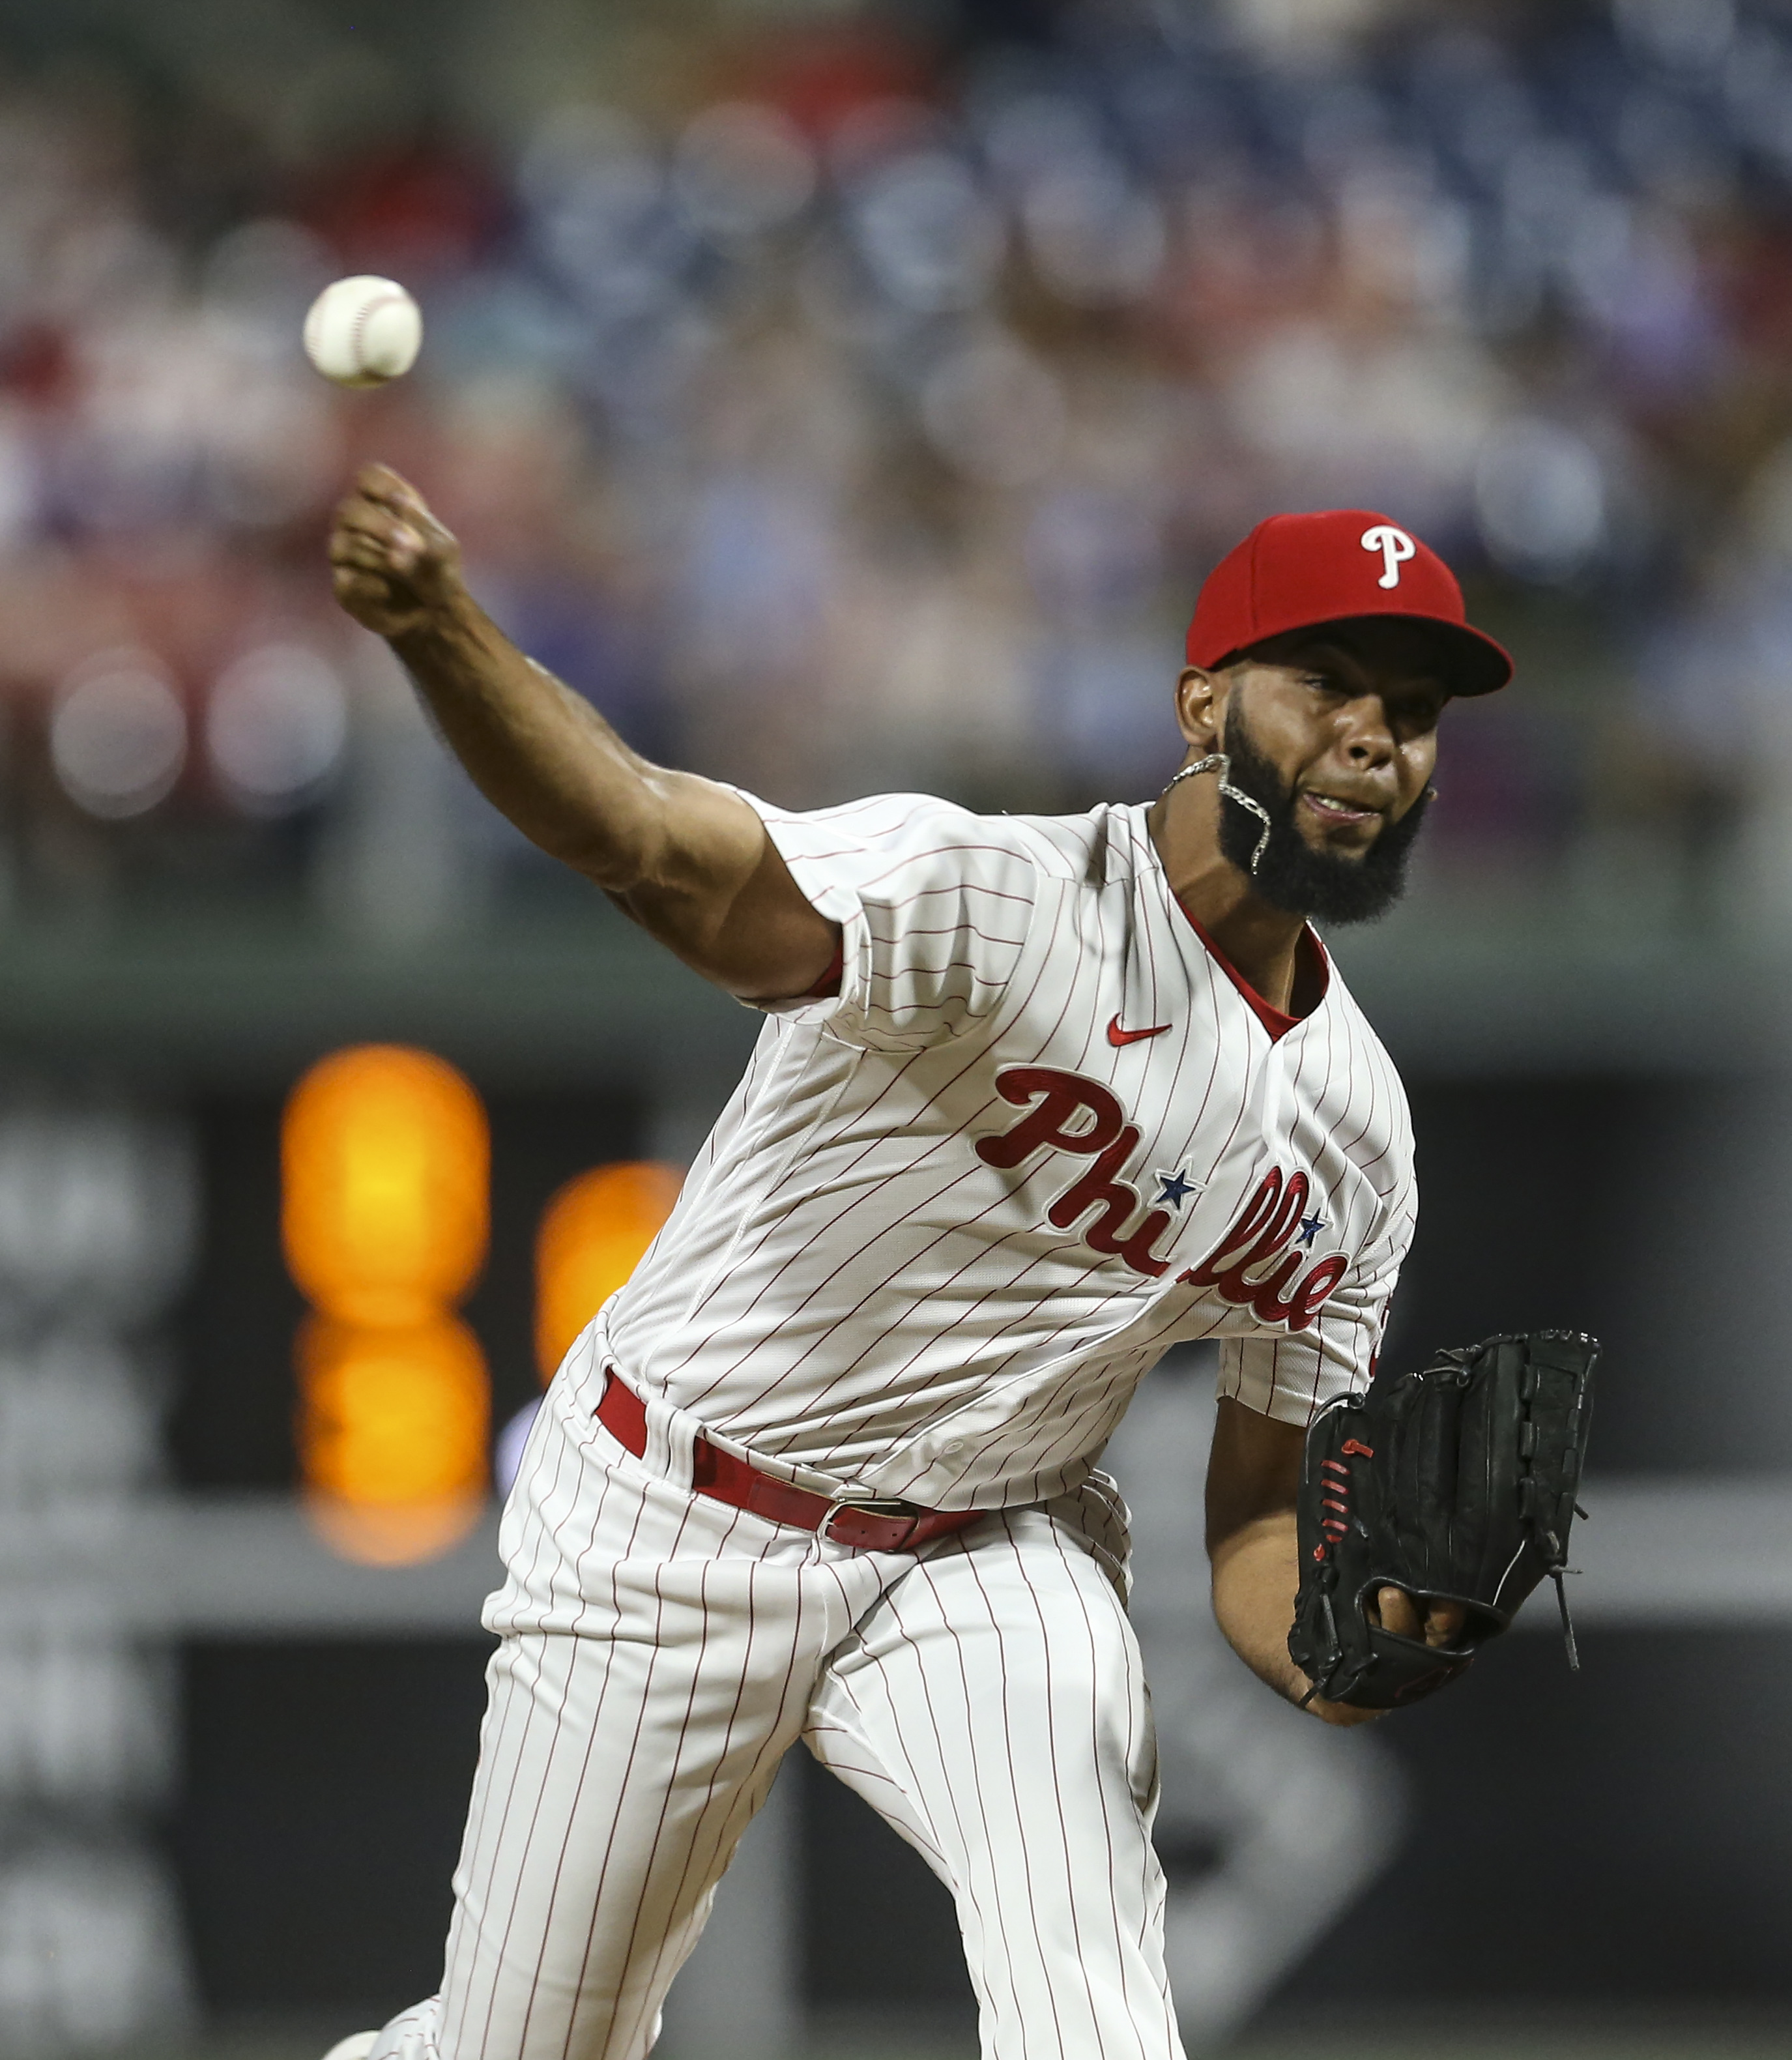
4;0;1792;935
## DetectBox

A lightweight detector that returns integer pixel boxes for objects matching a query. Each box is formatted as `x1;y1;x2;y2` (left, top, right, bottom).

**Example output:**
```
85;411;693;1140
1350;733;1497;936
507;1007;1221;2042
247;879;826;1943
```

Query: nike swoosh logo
1107;1015;1172;1047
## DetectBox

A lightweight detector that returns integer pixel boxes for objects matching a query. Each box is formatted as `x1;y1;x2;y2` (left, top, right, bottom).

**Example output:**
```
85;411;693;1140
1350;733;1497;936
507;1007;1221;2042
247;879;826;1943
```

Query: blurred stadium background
3;0;1792;2052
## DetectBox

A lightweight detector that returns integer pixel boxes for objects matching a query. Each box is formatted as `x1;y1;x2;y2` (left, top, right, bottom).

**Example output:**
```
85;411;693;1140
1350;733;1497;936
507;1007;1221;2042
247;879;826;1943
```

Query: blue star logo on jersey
1297;1212;1328;1248
1153;1168;1202;1211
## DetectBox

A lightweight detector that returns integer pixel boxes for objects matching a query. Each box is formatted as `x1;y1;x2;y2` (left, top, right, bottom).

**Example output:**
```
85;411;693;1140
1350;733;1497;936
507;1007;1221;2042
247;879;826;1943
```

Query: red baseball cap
1186;509;1512;696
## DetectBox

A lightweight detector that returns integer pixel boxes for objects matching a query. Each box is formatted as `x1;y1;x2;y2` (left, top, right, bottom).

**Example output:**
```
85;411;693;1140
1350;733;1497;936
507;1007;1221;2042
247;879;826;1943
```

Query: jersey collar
1129;800;1332;1041
1172;897;1328;1042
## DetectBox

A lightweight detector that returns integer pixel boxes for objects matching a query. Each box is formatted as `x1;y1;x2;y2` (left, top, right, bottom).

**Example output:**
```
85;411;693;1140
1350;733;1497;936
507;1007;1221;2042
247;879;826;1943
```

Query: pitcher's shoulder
979;799;1151;888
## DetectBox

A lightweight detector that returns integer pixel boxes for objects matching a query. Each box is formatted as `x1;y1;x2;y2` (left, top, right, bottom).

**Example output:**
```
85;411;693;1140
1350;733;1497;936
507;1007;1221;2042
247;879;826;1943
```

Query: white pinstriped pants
369;1374;1185;2060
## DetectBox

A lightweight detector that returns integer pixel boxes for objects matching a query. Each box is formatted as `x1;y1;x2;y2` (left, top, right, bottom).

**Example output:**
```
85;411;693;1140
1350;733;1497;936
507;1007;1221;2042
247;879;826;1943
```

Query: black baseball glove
1286;1330;1597;1711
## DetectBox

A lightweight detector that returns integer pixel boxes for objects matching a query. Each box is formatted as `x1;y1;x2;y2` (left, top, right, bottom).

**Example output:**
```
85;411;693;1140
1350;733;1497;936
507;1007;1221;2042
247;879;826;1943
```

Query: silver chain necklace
1160;753;1273;877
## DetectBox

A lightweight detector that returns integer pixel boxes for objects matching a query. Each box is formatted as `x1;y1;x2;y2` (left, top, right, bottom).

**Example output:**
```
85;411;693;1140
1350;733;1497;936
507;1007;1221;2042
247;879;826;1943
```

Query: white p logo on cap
1362;525;1417;590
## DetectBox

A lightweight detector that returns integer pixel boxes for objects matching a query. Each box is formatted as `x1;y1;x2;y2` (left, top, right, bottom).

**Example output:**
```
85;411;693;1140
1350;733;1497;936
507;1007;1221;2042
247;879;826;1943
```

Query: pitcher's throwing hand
328;463;463;640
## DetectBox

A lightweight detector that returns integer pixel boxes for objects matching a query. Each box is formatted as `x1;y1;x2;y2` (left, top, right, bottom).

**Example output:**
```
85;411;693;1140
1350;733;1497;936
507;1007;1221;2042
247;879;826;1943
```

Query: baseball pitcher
321;480;1589;2060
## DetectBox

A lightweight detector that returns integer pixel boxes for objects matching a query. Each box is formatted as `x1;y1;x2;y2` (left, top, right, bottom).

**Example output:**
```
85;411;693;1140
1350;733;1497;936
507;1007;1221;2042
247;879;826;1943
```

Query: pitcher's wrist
388;581;483;665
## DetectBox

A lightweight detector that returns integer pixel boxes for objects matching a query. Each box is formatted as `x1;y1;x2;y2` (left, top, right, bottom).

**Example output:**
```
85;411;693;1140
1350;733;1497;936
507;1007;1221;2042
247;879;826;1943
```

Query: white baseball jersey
593;790;1416;1511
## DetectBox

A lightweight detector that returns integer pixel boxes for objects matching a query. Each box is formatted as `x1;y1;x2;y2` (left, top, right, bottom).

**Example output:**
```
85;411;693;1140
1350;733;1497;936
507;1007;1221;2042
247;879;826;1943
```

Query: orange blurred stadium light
297;1314;491;1565
283;1044;489;1325
534;1162;682;1382
283;1045;491;1565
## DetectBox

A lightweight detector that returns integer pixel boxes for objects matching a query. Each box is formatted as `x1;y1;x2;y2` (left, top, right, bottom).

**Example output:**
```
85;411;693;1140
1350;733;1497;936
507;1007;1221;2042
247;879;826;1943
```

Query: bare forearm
328;463;836;999
388;594;815;991
388;587;674;886
1205;1397;1381;1728
1210;1513;1316;1707
1212;1518;1378;1726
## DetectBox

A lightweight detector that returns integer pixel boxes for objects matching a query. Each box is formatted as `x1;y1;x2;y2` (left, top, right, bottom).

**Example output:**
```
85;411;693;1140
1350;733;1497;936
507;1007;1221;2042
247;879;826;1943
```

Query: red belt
596;1370;986;1554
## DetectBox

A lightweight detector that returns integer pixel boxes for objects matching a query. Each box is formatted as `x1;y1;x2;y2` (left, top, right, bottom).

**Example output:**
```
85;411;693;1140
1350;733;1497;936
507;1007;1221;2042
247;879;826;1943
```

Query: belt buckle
820;1496;921;1548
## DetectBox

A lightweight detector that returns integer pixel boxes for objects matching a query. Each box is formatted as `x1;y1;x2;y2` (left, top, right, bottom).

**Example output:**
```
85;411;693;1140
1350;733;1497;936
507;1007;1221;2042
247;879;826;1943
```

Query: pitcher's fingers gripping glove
1286;1330;1598;1711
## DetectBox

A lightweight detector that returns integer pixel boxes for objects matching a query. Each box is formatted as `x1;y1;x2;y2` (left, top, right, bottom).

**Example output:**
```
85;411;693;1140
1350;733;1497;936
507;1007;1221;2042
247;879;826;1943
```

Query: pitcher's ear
1174;664;1226;749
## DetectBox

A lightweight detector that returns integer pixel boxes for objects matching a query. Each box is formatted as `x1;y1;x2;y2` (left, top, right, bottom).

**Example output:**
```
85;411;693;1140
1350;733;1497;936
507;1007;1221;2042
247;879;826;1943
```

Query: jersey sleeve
736;790;1041;1052
1215;1185;1415;1425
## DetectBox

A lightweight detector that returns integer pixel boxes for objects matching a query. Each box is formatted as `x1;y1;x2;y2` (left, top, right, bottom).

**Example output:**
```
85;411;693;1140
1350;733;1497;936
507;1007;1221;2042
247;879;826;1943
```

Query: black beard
1213;709;1432;925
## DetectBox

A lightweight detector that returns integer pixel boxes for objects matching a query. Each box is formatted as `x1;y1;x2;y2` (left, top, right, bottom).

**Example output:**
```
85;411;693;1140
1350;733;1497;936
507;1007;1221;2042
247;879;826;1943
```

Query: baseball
302;275;422;389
